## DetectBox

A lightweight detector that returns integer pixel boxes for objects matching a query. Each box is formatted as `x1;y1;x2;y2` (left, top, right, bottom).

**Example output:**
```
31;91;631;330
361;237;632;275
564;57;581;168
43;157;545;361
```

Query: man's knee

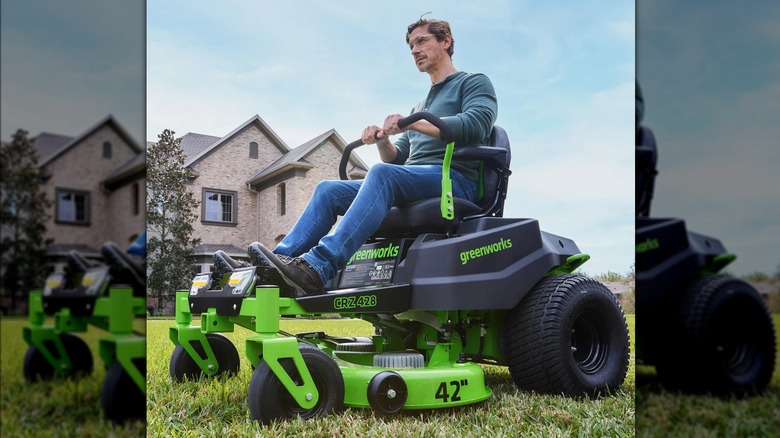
311;180;357;202
314;180;343;195
365;163;401;181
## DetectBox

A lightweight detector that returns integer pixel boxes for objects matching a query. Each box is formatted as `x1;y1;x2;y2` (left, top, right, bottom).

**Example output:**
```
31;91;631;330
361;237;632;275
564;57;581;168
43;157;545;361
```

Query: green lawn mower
635;124;776;395
23;241;146;423
169;113;630;423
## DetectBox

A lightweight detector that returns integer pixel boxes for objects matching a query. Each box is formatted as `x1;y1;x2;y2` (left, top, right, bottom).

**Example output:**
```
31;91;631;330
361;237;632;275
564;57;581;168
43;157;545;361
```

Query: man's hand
382;114;406;136
362;113;409;145
384;113;441;139
361;125;386;145
362;123;397;162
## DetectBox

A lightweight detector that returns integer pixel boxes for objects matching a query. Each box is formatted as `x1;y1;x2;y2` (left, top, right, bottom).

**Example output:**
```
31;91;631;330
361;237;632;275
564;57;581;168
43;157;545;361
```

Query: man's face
408;26;450;73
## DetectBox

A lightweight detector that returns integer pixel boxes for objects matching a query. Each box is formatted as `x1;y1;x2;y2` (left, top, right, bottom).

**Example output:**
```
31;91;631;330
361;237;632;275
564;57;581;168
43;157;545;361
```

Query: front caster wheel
23;333;93;382
248;344;344;423
169;332;240;382
367;371;407;414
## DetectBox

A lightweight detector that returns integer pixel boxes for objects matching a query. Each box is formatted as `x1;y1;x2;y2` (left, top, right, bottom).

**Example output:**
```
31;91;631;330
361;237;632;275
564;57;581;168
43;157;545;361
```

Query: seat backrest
472;125;512;217
636;125;658;217
372;125;512;238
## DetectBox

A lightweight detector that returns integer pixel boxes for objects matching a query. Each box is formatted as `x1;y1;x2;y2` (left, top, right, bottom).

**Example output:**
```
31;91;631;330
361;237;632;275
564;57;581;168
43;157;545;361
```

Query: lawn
1;314;637;436
635;314;780;437
0;316;146;437
144;315;636;437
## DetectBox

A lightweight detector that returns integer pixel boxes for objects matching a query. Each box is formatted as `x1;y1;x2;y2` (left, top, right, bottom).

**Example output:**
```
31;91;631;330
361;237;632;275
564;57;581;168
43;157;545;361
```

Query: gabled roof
38;115;142;168
247;129;369;187
33;133;74;163
183;115;289;168
47;243;102;258
178;133;220;162
102;151;146;190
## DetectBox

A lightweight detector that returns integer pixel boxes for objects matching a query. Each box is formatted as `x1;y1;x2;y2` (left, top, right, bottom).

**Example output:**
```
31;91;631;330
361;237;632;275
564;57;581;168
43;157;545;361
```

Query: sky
638;1;780;276
0;0;145;146
147;1;636;276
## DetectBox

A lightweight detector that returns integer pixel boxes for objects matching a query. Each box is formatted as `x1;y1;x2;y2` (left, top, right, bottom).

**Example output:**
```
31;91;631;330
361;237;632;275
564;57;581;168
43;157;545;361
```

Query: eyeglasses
409;34;435;50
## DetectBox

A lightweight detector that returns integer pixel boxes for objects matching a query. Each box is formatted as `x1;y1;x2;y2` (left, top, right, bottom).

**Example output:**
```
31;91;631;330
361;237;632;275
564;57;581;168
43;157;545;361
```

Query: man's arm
384;74;497;146
383;114;440;139
361;125;402;163
438;73;498;145
376;136;398;162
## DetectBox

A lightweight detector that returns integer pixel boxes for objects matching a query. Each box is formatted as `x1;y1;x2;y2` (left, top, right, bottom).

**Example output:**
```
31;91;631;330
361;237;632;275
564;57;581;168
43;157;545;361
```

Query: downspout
246;182;260;243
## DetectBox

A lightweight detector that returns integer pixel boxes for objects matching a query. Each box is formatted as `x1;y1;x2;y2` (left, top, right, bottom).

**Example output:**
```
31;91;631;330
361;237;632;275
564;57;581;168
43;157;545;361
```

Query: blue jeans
274;163;478;284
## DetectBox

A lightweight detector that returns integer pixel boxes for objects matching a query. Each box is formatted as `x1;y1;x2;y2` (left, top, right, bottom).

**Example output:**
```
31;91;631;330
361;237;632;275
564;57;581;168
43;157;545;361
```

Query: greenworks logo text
636;238;660;254
459;238;513;265
347;242;399;265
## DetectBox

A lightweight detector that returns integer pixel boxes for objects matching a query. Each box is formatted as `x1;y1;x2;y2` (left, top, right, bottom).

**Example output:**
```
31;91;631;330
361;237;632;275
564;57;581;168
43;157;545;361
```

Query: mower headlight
228;267;256;295
43;273;65;296
190;273;212;296
82;266;110;295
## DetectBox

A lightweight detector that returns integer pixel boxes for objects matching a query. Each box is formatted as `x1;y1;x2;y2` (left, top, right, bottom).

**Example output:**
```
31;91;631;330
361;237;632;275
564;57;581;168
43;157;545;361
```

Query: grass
1;313;638;436
145;315;636;437
635;314;780;437
0;315;146;437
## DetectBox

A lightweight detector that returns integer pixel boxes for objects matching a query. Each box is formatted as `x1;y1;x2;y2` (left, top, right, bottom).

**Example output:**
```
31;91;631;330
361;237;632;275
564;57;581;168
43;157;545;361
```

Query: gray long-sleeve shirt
391;71;498;182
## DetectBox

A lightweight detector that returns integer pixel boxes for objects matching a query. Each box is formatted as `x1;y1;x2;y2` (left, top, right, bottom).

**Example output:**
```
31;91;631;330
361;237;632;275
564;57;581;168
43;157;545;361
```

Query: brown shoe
251;242;324;296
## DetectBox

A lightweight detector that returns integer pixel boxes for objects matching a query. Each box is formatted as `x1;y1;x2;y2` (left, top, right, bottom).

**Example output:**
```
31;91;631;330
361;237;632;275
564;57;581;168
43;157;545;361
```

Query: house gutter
246;182;260;242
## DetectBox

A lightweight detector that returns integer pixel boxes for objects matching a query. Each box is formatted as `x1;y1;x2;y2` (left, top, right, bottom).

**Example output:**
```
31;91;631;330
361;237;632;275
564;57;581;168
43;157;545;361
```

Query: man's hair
406;18;454;57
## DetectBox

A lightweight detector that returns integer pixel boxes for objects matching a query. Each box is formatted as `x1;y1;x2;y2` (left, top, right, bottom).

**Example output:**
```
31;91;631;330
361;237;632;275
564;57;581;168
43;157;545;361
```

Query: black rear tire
502;275;629;397
102;360;146;423
656;275;776;396
248;344;344;423
169;332;240;382
23;333;93;382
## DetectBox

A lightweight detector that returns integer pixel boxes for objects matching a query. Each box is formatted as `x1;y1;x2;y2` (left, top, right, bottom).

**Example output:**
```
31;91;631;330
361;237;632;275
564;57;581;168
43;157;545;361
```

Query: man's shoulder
455;71;493;84
452;72;495;92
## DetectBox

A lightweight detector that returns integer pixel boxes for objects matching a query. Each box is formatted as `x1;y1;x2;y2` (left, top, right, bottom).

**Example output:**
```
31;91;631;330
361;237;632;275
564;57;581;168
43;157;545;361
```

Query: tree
0;129;52;313
146;129;201;311
742;271;771;283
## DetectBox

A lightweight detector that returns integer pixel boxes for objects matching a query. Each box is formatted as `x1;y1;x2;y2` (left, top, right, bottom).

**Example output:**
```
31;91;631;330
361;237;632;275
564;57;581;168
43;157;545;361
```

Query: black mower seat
375;125;512;236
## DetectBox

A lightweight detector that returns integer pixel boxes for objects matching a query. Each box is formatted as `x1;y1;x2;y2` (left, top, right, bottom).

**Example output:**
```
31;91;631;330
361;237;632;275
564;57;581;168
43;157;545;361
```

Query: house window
55;189;90;225
202;188;237;225
277;183;286;216
249;141;258;159
132;183;140;215
103;141;112;158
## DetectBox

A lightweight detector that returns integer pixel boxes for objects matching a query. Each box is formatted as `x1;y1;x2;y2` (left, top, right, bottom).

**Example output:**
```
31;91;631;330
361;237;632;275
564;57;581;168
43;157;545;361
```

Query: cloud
146;2;635;274
639;0;780;275
501;81;635;275
1;0;144;142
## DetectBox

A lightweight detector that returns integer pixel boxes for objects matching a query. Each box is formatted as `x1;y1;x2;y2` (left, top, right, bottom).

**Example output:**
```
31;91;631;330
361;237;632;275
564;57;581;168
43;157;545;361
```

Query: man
249;17;498;296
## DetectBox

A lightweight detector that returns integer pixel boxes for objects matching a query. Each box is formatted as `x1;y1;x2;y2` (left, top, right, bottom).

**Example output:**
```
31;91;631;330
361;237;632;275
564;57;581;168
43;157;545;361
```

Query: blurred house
34;115;146;273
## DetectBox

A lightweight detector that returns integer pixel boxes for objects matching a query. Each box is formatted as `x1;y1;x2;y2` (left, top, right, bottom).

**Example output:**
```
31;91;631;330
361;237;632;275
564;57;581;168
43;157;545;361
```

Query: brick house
176;115;368;274
34;115;146;272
